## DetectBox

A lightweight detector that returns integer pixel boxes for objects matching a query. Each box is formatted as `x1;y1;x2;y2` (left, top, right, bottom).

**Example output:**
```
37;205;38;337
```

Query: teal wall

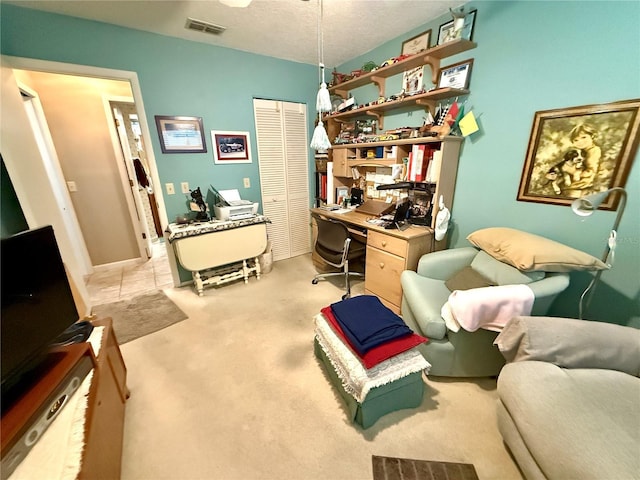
2;2;639;324
1;4;318;222
337;1;640;324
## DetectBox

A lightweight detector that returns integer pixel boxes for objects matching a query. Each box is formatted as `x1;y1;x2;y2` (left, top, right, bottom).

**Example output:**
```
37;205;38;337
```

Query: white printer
213;188;259;221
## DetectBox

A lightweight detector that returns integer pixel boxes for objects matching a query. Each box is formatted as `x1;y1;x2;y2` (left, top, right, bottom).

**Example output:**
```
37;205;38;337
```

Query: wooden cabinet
365;230;432;312
0;318;128;479
81;318;128;480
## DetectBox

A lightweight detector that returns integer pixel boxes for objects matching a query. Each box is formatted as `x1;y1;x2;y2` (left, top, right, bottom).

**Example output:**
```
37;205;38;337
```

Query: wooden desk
311;208;434;313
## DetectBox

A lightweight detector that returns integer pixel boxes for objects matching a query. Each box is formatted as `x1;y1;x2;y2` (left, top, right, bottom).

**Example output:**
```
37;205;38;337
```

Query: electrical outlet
243;177;251;188
66;181;77;192
181;182;190;193
165;183;175;195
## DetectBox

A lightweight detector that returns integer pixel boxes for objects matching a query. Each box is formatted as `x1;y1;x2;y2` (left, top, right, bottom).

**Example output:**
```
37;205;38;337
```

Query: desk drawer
367;231;407;257
365;247;404;307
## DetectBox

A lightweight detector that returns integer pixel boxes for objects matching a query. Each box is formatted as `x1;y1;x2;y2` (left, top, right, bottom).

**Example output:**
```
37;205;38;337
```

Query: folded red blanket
321;306;428;369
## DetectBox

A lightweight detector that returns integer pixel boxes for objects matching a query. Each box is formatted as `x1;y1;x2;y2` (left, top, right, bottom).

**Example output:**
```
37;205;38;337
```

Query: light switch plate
165;183;175;195
181;182;190;193
243;177;250;188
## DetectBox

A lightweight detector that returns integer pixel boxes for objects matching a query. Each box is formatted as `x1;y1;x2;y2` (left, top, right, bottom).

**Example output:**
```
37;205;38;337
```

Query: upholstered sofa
495;316;640;480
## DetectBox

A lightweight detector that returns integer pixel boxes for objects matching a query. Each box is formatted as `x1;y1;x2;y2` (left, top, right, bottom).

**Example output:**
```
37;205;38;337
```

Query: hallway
85;241;174;305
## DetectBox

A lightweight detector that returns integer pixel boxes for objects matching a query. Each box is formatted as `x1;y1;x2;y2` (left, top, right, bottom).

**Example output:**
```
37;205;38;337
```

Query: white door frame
3;55;169;236
104;96;153;259
17;81;94;275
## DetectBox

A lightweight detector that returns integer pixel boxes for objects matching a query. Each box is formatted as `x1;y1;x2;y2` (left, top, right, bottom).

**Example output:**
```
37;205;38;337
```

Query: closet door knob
379;262;385;269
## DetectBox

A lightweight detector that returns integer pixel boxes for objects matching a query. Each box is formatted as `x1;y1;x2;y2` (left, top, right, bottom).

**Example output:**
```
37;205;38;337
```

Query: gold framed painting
517;99;640;210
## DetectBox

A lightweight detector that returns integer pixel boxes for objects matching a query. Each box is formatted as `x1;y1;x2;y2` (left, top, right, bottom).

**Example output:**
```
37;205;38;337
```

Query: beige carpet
118;254;523;480
92;291;188;344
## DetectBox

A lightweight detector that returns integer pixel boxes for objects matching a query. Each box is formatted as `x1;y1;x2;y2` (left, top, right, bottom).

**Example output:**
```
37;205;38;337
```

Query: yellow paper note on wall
459;111;479;137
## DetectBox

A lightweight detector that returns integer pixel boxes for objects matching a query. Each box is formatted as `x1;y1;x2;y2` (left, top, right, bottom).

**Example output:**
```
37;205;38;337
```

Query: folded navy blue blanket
330;295;412;355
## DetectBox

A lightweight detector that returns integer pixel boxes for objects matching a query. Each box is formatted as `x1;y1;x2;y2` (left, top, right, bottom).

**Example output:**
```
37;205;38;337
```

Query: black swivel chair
311;212;365;300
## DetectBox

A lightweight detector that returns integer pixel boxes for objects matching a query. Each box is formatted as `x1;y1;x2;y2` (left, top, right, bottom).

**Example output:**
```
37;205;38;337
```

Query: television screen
1;226;79;398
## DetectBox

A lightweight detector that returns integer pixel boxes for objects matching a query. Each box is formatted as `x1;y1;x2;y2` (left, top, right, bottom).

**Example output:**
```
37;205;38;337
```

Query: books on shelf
407;144;435;182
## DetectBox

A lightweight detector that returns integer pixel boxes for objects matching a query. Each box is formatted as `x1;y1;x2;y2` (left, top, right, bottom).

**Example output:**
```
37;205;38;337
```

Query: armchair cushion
444;265;495;291
467;227;608;272
495;316;640;376
470;250;544;285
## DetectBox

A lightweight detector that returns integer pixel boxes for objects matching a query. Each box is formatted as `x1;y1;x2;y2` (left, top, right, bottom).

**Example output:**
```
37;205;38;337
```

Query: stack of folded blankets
314;295;430;404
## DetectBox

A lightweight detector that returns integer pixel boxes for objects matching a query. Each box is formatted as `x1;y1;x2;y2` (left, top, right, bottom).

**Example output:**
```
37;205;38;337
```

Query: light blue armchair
400;247;570;377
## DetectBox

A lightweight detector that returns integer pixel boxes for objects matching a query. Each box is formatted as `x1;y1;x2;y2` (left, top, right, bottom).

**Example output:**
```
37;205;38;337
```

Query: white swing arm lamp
571;187;628;319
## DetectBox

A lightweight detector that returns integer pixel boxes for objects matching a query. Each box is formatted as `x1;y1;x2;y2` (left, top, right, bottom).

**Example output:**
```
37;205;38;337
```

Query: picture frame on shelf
517;99;640;210
437;59;474;89
401;29;432;55
154;115;207;153
438;9;477;45
211;130;252;164
403;66;424;95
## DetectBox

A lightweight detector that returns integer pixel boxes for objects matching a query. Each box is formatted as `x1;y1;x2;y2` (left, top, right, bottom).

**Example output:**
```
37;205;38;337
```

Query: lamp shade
571;190;612;217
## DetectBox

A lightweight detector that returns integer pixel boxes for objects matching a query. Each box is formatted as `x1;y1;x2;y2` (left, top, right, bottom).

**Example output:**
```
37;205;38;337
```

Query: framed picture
461;10;477;41
401;29;432;55
336;186;349;205
517;99;640;210
211;130;252;164
438;9;476;45
437;59;474;90
403;66;424;95
154;116;207;153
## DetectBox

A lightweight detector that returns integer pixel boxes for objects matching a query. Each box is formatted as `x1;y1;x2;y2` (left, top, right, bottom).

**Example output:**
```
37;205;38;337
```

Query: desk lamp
571;187;627;319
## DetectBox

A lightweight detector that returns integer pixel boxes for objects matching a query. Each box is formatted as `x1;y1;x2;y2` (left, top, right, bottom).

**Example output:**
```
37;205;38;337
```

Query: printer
213;188;259;221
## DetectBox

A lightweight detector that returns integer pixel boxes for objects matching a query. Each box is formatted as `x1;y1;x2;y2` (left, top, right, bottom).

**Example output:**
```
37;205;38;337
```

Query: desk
166;216;269;295
311;208;434;313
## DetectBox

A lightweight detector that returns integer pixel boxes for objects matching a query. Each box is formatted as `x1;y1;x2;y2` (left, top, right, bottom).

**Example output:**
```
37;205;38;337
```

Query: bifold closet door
253;99;310;261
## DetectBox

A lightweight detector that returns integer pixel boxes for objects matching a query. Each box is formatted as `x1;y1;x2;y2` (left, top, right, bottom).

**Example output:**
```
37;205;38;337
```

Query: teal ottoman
314;338;425;429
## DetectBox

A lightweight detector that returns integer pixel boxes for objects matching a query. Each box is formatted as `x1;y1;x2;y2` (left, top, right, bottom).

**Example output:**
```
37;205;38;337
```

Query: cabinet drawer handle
381;241;387;247
379;262;385;269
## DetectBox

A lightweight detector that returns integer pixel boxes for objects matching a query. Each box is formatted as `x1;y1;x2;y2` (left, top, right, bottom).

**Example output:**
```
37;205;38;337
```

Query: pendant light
310;0;332;150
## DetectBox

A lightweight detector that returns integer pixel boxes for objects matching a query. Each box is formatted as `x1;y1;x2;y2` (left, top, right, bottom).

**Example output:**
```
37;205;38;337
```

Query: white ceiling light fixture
219;0;253;7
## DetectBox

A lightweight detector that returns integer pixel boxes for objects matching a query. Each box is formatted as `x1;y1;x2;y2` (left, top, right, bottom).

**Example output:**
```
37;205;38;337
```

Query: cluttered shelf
325;88;469;123
329;39;477;97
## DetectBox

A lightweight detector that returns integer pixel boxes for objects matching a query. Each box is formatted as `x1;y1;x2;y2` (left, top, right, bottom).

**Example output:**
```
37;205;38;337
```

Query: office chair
311;212;365;300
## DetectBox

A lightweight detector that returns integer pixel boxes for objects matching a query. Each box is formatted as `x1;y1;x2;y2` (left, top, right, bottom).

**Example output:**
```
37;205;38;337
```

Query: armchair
400;247;570;377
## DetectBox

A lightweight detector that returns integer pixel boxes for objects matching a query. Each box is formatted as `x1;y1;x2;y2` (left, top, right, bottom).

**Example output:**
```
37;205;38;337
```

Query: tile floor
85;240;174;305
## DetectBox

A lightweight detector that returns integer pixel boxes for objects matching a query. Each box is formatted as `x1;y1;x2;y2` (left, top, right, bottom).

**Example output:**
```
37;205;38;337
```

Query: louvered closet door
253;99;310;261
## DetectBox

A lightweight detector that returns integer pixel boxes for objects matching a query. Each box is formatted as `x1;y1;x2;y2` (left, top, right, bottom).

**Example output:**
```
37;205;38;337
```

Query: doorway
2;55;169;310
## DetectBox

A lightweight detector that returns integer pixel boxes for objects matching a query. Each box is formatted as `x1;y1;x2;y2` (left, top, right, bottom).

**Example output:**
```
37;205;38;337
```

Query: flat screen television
1;225;79;402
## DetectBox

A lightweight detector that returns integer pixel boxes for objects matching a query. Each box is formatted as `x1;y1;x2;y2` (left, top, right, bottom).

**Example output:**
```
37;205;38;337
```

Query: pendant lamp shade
311;0;332;150
310;120;331;150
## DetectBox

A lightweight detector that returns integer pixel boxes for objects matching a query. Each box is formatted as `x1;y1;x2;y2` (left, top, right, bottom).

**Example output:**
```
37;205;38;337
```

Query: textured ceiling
7;0;463;66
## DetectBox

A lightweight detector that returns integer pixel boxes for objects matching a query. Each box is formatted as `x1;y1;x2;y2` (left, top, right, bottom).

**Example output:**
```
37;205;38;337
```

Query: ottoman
314;313;429;429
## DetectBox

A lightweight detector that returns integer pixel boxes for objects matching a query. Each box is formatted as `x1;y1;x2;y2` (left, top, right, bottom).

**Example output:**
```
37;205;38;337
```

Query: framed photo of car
437;59;474;90
211;130;252;164
155;115;206;153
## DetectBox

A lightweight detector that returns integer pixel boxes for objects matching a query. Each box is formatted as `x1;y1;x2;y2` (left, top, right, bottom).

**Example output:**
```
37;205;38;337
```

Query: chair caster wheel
312;279;319;284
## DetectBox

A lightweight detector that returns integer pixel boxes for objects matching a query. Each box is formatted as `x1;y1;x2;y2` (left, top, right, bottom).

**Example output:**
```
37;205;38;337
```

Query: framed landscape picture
155;115;206;153
517;99;640;210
